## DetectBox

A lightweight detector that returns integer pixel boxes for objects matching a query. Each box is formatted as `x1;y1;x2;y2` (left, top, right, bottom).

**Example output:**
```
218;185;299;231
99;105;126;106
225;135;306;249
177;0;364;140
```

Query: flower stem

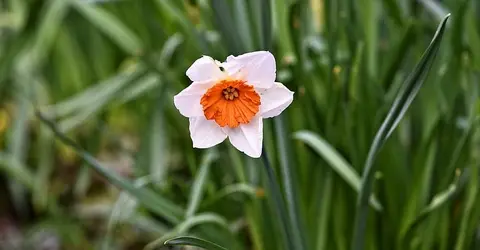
261;144;295;250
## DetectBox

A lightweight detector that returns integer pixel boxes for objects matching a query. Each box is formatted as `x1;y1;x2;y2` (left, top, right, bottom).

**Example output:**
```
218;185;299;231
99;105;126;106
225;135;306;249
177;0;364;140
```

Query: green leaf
146;213;230;250
466;2;480;71
351;14;451;250
27;0;70;67
186;150;218;218
152;0;208;53
211;0;243;54
33;83;54;212
72;0;143;55
232;0;254;51
0;152;35;190
201;183;257;208
401;170;469;247
36;111;184;224
274;115;307;250
261;146;296;250
293;131;383;211
7;79;31;217
418;0;449;22
56;69;148;132
382;0;404;26
45;66;147;118
247;0;272;50
315;169;333;250
148;82;169;186
163;236;228;250
103;176;152;250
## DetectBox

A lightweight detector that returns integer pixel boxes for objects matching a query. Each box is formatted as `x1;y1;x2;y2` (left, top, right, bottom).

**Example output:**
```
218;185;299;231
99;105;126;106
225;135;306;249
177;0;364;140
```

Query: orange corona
200;79;260;128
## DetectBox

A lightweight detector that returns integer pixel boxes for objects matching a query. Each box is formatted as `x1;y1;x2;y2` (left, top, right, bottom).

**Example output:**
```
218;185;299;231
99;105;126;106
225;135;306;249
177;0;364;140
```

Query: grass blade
351;14;451;250
163;236;227;250
293;131;382;211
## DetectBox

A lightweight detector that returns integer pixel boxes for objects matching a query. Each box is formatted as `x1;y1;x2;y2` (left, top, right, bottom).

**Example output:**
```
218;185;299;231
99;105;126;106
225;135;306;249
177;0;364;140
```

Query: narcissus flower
174;51;293;158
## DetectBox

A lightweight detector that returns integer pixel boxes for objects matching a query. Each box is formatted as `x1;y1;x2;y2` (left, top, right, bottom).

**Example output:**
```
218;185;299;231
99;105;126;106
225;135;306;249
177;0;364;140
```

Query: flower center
201;79;260;128
223;86;239;100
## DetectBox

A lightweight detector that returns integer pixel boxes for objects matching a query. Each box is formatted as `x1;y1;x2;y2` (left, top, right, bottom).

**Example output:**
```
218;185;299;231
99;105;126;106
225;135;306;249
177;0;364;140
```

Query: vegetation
0;0;479;249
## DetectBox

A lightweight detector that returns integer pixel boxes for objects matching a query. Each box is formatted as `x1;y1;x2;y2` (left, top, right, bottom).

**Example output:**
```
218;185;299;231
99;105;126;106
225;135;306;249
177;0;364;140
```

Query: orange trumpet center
200;79;260;128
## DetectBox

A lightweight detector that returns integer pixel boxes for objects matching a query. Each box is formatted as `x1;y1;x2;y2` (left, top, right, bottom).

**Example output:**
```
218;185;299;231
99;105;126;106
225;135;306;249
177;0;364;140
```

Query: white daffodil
174;51;294;158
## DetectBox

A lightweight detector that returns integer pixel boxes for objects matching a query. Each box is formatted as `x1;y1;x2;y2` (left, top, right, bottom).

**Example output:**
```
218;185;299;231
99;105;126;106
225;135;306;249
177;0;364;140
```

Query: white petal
259;82;294;118
223;51;276;88
174;81;213;117
186;56;225;82
226;116;263;158
189;117;227;148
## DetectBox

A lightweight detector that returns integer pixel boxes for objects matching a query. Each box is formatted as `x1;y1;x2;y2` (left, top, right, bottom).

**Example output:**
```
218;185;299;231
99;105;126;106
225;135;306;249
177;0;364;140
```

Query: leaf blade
351;14;451;250
186;150;218;218
163;236;228;250
293;131;383;211
72;0;143;55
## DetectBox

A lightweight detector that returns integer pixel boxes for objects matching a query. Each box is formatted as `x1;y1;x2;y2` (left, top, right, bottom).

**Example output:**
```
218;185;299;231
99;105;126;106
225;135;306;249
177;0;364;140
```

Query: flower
174;51;294;158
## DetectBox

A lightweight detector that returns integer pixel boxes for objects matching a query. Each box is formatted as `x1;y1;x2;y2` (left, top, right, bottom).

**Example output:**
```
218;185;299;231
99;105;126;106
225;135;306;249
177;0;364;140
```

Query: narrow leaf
294;131;383;211
72;0;143;55
211;0;243;54
201;183;257;208
274;115;307;250
351;14;451;250
145;213;230;250
186;150;218;218
401;170;469;246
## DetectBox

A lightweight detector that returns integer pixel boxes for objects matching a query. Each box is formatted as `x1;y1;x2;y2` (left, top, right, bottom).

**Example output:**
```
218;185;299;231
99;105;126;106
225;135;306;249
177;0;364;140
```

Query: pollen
201;79;260;128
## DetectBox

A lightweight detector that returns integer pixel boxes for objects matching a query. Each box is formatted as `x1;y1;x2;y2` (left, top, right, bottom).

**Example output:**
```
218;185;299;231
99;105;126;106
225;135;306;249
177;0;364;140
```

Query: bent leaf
163;236;227;250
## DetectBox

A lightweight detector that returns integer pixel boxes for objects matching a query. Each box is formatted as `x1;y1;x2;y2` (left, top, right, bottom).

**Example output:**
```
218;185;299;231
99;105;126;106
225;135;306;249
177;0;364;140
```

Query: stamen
222;86;240;101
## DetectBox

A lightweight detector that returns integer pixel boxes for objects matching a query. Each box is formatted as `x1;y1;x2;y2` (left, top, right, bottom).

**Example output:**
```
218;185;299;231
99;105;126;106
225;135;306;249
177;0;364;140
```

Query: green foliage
0;0;479;250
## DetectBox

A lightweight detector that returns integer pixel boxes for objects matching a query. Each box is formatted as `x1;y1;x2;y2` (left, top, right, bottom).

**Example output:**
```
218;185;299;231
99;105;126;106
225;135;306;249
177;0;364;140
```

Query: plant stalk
261;144;295;250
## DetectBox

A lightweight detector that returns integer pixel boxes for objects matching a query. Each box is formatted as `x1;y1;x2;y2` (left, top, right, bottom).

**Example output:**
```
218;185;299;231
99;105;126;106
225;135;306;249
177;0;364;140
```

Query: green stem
274;116;307;250
261;144;295;250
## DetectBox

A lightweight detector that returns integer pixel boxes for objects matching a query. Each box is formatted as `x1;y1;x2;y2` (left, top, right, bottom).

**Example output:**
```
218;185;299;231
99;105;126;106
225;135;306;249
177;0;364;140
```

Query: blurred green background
0;0;480;249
